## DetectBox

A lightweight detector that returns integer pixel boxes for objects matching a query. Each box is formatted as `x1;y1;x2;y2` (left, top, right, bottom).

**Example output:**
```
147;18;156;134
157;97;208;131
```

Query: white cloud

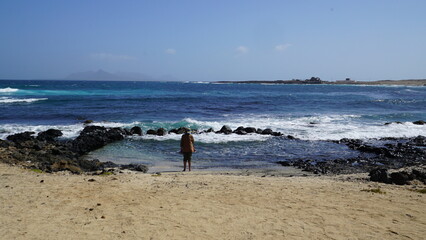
236;46;248;54
165;48;176;55
90;53;136;61
275;43;292;52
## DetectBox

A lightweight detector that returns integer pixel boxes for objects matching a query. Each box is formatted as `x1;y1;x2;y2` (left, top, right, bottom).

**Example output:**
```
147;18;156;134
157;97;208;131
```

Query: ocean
1;80;425;171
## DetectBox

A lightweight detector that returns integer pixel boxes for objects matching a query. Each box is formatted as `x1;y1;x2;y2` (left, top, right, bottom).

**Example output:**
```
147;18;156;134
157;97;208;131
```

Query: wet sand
1;163;425;240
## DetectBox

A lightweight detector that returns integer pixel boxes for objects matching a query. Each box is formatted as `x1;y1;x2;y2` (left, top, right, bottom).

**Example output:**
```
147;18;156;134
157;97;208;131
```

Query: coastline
1;163;425;240
214;79;426;86
2;126;425;178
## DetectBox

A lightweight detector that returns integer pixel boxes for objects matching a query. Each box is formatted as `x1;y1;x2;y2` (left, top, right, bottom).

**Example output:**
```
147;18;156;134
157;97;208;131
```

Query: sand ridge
1;164;425;240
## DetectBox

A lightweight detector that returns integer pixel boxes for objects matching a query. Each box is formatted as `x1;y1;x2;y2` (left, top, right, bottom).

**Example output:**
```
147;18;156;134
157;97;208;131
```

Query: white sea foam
0;87;19;93
1;115;424;142
91;121;138;129
191;81;210;84
0;123;85;140
135;132;271;143
182;115;426;141
0;97;48;103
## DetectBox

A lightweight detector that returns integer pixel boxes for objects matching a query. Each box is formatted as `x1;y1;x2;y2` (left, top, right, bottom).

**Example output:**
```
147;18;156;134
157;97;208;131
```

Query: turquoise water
1;80;425;170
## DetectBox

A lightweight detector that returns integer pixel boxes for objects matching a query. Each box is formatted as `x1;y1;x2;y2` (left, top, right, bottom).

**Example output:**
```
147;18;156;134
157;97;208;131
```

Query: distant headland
214;77;426;86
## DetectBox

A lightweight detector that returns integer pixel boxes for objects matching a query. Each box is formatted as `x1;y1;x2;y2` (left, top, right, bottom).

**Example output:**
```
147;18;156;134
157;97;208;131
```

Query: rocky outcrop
120;164;148;173
130;126;143;136
0;124;289;174
244;127;257;133
83;120;94;124
169;127;190;134
413;120;425;125
143;125;288;137
369;169;390;183
218;125;233;134
261;129;273;135
233;127;247;135
369;168;426;185
7;131;36;143
157;128;167;136
384;121;402;125
409;136;426;146
0;126;149;174
205;128;215;133
0;137;90;173
276;135;426;177
385;120;425;125
36;129;63;142
146;129;157;135
71;126;125;155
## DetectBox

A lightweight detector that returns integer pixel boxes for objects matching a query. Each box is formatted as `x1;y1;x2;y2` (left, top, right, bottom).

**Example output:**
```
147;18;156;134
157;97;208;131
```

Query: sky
0;0;425;81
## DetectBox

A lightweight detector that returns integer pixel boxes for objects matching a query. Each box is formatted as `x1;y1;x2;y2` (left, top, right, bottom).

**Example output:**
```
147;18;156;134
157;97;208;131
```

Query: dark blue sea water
1;80;425;171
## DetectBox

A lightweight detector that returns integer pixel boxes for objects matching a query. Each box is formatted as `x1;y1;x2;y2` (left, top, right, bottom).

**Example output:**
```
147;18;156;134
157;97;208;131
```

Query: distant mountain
115;71;155;81
64;70;155;81
65;70;119;80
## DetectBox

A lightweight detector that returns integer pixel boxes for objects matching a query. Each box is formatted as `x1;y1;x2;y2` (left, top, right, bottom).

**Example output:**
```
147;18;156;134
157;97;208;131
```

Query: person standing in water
180;129;195;171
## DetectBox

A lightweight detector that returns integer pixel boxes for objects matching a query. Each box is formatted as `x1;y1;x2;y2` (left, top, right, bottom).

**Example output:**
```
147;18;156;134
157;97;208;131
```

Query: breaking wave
0;87;19;93
0;97;48;103
1;115;424;142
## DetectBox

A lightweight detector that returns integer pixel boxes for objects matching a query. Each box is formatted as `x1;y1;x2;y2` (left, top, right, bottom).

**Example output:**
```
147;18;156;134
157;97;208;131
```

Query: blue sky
1;0;425;81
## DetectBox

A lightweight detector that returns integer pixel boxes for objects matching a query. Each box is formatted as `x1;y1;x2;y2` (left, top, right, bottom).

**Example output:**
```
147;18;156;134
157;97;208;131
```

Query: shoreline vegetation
214;78;426;86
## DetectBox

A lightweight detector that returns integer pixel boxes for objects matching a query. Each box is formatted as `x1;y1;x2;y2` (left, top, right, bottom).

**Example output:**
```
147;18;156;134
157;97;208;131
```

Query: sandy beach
1;163;425;240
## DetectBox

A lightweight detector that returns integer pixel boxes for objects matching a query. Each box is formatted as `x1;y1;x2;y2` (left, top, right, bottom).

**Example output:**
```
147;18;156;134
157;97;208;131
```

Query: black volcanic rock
218;125;232;134
261;129;273;135
233;126;245;133
0;139;12;148
177;127;190;134
412;169;426;184
168;128;178;134
146;129;157;135
120;164;148;173
409;136;426;146
413;120;425;125
37;129;63;142
276;161;291;166
244;127;257;133
71;126;125;155
130;126;143;136
7;131;35;143
390;171;413;185
157;128;167;136
1;126;149;174
234;129;247;135
369;169;389;183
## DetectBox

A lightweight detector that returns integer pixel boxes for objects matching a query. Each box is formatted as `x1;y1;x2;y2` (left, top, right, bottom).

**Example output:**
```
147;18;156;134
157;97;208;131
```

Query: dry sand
1;163;425;240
